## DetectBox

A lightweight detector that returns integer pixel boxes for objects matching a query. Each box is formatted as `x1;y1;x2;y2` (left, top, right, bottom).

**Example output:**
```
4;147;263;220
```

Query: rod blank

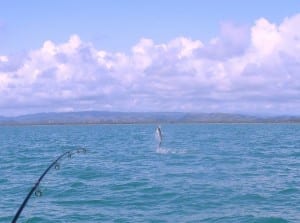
11;148;86;223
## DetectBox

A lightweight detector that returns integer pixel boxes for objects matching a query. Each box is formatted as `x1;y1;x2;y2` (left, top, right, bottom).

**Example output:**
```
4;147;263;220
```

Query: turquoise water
1;124;300;222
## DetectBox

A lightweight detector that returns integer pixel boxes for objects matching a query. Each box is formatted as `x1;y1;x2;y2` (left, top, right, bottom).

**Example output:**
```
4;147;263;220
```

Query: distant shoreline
0;122;300;127
1;111;300;126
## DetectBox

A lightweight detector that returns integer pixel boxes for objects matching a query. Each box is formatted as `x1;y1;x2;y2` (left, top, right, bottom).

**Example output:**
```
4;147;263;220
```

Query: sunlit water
1;124;300;222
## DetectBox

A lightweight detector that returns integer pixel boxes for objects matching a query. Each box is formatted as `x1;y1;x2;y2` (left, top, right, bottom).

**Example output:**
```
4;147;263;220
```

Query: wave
202;215;289;223
278;188;298;195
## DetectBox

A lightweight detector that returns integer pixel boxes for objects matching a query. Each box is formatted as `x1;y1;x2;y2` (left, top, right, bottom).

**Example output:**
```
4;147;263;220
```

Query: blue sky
1;0;299;53
0;1;300;116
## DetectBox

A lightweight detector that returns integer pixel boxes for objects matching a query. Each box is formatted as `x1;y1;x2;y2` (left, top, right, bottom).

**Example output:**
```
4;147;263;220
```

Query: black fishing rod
11;147;87;223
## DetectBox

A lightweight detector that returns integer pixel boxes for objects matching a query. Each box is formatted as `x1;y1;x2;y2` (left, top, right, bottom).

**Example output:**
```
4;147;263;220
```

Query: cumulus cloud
1;14;300;116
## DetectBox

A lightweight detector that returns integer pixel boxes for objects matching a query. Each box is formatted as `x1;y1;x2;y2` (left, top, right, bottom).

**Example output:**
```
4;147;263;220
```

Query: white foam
155;146;186;155
156;146;170;154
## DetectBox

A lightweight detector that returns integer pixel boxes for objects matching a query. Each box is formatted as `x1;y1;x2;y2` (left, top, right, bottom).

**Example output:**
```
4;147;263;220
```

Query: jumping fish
156;126;162;147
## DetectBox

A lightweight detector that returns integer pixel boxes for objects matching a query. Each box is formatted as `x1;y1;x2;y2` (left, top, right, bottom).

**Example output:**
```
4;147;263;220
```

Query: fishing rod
11;147;87;223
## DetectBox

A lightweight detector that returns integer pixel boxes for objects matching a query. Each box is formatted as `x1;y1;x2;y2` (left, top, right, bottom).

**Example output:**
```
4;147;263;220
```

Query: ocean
1;124;300;222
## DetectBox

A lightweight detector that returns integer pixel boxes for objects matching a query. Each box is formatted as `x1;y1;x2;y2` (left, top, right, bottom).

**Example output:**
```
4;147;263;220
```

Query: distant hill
0;116;7;122
0;111;299;125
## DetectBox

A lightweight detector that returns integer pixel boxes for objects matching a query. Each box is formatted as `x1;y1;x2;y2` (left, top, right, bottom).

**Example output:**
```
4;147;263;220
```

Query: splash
154;126;186;154
156;146;187;155
156;146;170;154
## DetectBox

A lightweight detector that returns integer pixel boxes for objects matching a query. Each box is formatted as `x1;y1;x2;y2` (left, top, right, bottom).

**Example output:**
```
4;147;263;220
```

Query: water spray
11;147;87;223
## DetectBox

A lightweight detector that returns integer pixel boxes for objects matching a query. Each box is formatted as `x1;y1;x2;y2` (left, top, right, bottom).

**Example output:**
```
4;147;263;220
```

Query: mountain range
0;111;299;125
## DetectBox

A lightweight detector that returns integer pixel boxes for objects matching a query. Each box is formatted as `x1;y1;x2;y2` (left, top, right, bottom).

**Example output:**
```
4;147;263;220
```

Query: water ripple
1;124;300;222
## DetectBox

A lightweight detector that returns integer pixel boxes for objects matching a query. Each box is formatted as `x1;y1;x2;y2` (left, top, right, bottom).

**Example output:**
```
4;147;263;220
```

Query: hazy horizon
1;110;299;119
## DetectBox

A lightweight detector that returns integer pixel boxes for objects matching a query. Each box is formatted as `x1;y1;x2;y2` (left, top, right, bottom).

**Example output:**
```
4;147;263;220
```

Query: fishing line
11;147;87;223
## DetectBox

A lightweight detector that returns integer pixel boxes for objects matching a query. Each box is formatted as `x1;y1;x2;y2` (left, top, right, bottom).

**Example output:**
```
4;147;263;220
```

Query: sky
0;0;300;116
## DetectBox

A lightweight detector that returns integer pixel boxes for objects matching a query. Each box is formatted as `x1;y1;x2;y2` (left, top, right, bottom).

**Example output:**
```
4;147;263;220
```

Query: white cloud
251;18;281;56
1;14;300;116
0;56;8;62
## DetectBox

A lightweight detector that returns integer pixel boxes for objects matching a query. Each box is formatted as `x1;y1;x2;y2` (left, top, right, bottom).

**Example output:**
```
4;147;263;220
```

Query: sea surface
1;124;300;223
